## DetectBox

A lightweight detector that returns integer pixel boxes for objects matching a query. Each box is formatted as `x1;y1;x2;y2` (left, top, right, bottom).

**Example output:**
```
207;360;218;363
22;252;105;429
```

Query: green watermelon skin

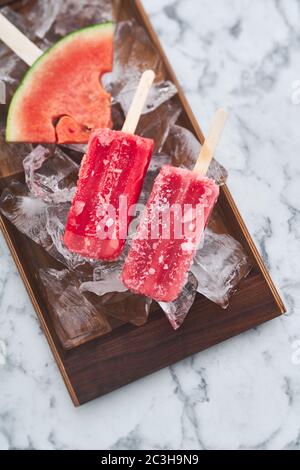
6;23;114;144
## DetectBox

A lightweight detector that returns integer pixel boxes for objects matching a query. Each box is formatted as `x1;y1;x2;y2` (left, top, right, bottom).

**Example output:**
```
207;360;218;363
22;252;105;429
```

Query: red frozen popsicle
122;109;228;302
64;71;155;261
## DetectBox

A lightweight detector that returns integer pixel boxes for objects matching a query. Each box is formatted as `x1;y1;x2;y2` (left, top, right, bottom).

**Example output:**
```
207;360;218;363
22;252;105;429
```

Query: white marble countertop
0;0;299;450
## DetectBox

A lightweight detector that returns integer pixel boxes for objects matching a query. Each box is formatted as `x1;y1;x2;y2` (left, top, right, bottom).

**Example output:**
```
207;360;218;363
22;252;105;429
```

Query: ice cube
145;81;178;114
52;0;120;38
46;203;94;270
80;264;127;297
59;143;87;156
0;181;90;270
23;145;79;204
104;20;163;98
0;180;53;250
136;98;182;153
80;277;127;297
0;51;27;104
39;268;112;349
79;246;152;327
80;241;130;296
93;291;152;327
26;0;63;39
163;125;228;185
207;159;229;186
159;273;198;330
104;20;178;116
116;79;178;117
191;229;253;308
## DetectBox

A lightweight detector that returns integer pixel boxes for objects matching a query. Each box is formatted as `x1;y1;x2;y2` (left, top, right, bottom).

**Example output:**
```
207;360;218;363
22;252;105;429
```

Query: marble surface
0;0;299;450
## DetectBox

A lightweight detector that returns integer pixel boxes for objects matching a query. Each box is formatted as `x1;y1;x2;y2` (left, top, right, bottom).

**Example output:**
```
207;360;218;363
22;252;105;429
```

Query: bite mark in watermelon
6;23;114;144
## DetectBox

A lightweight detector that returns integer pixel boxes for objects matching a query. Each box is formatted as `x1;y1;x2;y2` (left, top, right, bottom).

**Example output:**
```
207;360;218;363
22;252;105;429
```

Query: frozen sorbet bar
64;129;154;260
122;166;219;302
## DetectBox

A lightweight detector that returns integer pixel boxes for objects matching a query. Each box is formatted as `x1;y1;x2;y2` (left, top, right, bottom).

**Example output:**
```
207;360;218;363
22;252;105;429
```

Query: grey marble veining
0;0;299;450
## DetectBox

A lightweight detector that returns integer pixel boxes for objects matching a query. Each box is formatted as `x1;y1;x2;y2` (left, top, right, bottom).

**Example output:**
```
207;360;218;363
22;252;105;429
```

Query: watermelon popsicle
122;109;228;302
63;70;155;261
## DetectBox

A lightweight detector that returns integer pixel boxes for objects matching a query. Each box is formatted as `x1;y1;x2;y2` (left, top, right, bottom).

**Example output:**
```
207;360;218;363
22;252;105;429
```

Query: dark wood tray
0;0;285;406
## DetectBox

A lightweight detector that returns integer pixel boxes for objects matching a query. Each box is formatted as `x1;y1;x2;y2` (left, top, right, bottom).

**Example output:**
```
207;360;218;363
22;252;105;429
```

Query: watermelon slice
6;23;114;144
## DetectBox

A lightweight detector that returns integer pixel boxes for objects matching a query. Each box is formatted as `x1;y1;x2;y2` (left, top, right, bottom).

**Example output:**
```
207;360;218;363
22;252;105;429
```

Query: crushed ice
0;1;252;337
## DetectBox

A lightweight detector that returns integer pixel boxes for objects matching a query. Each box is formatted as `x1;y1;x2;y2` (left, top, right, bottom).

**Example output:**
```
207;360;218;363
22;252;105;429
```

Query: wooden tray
0;0;285;406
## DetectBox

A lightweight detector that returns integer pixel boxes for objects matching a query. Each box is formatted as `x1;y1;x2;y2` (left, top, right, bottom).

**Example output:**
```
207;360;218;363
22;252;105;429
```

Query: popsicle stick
194;108;229;176
0;13;43;66
122;70;155;135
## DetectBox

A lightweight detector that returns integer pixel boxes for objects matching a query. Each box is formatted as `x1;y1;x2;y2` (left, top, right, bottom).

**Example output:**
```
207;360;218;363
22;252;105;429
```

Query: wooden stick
122;70;155;135
194;108;229;176
0;13;43;66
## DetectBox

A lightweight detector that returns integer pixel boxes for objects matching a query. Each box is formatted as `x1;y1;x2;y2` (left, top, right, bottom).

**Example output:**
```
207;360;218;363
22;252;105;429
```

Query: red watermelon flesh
6;23;114;144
